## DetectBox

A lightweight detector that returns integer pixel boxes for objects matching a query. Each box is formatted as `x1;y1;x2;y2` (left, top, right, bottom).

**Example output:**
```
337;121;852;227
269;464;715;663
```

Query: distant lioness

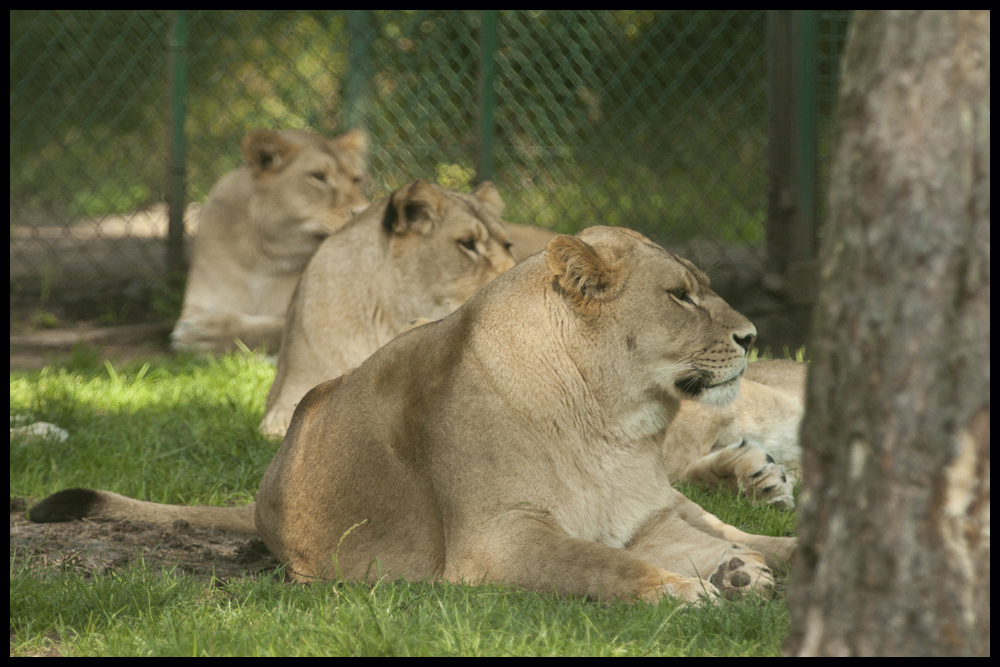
170;128;369;353
32;227;794;603
260;179;516;436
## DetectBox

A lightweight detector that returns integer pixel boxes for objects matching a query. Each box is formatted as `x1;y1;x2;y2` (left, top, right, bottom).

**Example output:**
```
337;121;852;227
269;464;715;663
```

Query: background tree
785;10;989;656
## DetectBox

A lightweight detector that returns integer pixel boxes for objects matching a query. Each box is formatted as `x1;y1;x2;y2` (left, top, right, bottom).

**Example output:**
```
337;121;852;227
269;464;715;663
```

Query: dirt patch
9;322;173;371
10;497;282;581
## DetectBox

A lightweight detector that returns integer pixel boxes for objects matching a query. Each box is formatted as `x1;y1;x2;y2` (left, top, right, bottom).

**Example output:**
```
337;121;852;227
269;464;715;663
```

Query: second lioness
260;179;516;436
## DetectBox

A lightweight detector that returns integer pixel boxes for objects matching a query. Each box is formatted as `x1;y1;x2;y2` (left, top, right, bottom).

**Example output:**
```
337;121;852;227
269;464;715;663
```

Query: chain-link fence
10;10;850;338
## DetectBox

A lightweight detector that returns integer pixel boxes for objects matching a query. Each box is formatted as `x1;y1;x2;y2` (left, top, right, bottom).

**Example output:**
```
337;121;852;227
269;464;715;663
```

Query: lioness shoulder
170;128;369;353
260;179;517;436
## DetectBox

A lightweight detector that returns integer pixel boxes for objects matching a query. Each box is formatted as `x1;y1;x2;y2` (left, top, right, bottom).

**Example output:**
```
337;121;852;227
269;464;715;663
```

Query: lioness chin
31;227;794;604
171;127;369;354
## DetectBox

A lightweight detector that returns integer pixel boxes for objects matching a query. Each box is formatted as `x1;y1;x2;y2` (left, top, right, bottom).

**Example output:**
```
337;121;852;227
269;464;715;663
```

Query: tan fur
30;228;794;603
260;180;516;437
506;222;558;262
170;128;369;353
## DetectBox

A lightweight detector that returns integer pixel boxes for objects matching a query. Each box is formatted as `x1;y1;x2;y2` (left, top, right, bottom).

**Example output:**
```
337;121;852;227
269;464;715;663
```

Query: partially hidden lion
170;128;370;353
505;222;558;262
259;179;517;436
665;359;806;509
30;227;794;603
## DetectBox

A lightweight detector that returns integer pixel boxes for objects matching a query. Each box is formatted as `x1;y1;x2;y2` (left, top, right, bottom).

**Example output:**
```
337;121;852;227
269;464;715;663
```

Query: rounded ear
545;234;621;308
330;128;368;172
241;130;296;175
383;179;444;235
471;181;504;215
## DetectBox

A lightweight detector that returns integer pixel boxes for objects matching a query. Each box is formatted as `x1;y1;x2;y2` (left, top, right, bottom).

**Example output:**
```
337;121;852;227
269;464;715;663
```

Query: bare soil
10;497;282;581
10;318;282;584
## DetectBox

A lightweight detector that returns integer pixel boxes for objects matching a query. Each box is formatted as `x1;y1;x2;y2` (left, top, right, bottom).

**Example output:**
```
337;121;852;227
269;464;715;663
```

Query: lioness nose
733;333;755;353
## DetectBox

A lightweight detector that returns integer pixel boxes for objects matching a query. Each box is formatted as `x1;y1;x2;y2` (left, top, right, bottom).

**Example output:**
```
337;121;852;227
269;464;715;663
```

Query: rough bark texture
784;11;990;656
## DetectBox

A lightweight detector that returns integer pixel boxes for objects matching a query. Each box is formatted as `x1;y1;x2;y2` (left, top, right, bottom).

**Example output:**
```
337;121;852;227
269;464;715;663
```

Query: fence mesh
10;10;850;326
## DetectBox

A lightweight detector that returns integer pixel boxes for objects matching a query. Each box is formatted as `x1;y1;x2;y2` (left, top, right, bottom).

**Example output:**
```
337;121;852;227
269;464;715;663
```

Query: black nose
733;333;755;353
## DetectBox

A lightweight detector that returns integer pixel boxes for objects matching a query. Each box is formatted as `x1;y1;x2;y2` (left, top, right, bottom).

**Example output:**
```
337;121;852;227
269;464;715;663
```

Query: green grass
11;350;796;656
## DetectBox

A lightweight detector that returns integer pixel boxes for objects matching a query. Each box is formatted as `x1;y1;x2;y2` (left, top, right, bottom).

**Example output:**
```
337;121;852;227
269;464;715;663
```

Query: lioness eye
458;239;478;253
670;288;695;305
309;171;326;182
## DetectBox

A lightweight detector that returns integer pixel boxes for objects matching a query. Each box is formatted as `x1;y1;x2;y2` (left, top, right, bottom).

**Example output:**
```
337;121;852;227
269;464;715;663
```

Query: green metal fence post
166;10;189;278
476;10;498;185
794;9;818;264
344;10;374;131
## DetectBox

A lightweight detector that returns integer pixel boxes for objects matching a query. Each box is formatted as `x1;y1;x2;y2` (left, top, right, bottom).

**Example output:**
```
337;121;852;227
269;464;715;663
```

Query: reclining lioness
171;128;369;353
260;179;517;436
31;227;793;603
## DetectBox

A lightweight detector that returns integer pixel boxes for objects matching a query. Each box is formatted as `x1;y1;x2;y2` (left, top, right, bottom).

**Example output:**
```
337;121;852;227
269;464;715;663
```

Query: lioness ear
471;181;505;216
546;234;621;306
330;128;368;172
383;179;443;236
242;130;297;175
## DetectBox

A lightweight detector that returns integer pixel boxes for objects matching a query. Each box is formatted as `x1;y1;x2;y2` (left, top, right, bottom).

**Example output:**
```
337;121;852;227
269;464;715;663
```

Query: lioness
31;227;794;603
171;128;369;353
260;179;517;436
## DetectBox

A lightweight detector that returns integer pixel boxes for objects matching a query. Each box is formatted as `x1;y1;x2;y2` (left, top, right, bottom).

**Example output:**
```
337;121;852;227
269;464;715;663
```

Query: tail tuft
28;488;101;523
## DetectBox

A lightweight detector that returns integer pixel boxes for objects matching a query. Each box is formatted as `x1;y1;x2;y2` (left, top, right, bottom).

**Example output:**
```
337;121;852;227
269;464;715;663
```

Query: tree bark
784;10;990;657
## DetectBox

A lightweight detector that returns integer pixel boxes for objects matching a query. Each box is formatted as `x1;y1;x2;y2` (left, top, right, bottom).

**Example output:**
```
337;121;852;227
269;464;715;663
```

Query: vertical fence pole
476;10;498;184
766;9;818;305
794;10;818;265
166;10;188;278
767;10;796;284
344;10;374;131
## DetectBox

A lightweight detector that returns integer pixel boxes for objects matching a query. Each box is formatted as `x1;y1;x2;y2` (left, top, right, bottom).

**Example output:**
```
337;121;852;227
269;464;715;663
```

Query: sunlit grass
11;350;795;656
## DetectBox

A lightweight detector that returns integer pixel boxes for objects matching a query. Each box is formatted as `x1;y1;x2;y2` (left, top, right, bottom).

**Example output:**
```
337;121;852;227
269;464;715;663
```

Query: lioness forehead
575;226;711;288
280;130;358;169
442;189;511;244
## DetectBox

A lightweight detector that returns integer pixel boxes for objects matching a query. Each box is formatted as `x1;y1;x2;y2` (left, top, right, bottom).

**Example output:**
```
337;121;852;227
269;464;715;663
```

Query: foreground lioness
260;179;517;436
171;128;369;353
31;227;794;603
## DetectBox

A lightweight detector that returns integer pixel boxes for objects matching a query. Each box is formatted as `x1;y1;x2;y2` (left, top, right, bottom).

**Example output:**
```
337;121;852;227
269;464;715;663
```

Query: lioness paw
708;546;778;600
743;457;795;509
687;439;796;509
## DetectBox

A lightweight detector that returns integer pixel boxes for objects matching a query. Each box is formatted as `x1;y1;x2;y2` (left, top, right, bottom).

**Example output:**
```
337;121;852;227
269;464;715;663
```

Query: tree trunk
784;10;990;657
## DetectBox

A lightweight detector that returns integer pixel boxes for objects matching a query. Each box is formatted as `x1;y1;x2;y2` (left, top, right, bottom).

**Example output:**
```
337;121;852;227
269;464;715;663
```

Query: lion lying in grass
260;179;517;436
31;227;794;603
171;128;369;353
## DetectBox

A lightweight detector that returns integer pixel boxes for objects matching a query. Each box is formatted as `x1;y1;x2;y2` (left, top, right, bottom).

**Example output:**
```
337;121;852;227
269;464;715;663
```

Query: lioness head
550;227;755;406
380;179;516;317
241;128;370;261
535;227;756;409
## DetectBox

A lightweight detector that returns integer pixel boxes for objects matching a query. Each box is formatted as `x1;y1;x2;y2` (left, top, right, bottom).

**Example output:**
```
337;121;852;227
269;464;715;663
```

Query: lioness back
260;179;516;436
171;128;369;353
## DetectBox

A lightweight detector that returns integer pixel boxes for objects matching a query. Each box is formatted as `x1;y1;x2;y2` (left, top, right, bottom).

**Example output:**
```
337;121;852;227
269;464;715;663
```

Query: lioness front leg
683;439;796;509
625;506;782;600
448;512;718;604
665;485;796;572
